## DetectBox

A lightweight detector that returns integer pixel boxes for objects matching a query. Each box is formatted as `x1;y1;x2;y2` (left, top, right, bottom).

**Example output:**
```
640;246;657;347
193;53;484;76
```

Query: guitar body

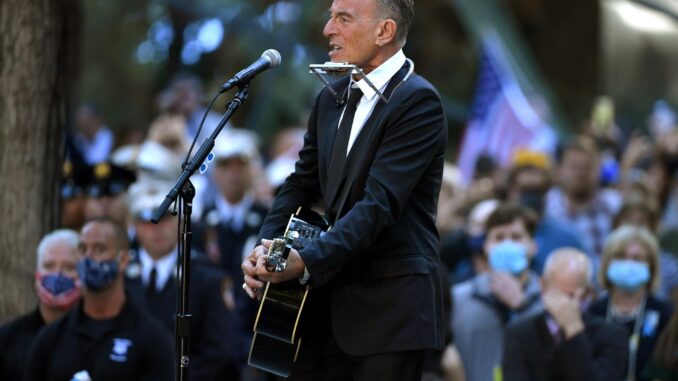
248;208;329;377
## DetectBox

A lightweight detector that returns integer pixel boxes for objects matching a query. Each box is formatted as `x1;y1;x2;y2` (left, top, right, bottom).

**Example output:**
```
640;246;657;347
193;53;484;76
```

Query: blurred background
3;0;678;323
76;0;678;157
2;1;678;380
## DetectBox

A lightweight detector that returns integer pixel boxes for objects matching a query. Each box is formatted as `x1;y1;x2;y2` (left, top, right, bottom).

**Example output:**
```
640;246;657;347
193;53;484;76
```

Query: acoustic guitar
248;207;329;377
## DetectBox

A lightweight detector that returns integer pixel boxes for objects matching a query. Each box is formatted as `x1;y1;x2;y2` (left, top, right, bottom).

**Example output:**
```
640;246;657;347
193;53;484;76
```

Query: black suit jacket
257;62;447;356
502;312;628;381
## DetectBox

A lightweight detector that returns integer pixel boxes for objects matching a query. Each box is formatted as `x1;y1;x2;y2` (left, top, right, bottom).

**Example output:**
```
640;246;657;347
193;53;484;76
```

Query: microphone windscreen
262;49;282;67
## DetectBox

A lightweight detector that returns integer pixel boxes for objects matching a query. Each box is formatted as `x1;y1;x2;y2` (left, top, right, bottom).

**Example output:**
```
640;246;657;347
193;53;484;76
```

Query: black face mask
519;188;546;215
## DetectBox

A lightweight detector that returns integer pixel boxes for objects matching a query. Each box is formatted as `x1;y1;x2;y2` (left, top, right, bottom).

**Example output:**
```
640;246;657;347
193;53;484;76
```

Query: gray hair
375;0;414;45
36;229;79;270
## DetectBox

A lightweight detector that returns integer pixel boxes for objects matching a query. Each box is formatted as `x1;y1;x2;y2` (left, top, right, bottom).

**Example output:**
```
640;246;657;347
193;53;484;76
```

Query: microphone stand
151;84;249;381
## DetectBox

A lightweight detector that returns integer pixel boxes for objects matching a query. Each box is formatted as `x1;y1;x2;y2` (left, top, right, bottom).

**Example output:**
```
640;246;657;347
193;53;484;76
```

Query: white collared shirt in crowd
139;248;177;292
215;193;254;232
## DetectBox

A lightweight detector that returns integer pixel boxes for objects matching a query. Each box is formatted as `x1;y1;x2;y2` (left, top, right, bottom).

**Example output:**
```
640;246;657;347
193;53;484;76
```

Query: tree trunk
0;0;77;321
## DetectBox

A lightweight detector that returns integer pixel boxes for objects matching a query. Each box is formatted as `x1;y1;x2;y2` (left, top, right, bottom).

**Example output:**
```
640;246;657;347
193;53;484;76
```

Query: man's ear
375;19;397;46
118;250;131;272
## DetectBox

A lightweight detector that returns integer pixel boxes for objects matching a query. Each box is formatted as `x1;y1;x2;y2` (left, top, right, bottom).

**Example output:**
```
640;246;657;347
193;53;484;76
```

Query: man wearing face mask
505;156;586;274
24;217;174;381
0;229;81;380
502;248;627;381
452;203;543;381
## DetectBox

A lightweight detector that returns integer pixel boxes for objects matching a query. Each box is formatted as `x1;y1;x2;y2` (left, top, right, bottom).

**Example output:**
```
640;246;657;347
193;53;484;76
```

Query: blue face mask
77;257;119;292
607;259;650;291
488;240;528;275
40;272;77;295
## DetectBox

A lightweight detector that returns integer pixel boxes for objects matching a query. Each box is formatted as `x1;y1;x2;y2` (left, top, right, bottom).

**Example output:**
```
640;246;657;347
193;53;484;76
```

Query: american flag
457;34;556;182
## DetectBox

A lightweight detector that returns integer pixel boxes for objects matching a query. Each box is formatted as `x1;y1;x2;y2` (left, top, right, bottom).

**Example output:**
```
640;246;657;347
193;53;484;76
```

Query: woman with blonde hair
589;225;673;381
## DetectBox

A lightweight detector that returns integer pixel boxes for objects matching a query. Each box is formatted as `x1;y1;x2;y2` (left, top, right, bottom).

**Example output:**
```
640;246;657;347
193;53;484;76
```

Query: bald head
542;248;592;296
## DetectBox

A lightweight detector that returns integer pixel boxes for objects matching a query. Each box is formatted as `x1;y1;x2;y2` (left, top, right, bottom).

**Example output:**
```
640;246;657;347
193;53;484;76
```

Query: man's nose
323;17;335;38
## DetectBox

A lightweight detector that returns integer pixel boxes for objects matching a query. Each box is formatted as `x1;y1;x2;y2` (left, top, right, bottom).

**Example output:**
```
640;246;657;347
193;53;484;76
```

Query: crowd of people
7;83;678;381
3;0;678;380
437;109;678;381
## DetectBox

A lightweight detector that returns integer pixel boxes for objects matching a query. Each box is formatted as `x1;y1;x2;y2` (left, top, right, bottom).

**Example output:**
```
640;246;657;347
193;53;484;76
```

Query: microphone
219;49;282;93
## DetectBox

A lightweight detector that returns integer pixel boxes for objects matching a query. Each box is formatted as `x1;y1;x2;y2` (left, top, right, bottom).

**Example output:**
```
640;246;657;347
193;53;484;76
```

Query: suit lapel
535;312;558;381
318;78;350;201
327;62;411;216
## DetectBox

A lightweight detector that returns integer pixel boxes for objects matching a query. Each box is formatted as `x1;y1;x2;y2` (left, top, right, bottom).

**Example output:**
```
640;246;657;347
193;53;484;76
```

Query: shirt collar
352;49;406;100
139;248;177;290
216;193;254;230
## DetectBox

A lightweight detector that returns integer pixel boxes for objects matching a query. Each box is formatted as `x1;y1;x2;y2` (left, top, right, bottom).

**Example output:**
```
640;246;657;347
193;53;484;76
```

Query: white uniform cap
136;140;183;182
127;179;174;221
213;129;260;161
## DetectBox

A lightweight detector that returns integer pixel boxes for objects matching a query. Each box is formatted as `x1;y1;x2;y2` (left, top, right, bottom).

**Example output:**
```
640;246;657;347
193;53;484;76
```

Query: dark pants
288;335;425;381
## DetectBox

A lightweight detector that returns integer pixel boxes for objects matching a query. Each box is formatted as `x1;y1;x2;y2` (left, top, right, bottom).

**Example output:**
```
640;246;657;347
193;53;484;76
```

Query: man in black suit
502;248;627;381
242;0;447;379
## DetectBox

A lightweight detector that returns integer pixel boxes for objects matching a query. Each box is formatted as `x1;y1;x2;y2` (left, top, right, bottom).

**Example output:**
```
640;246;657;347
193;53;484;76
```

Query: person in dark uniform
124;180;242;380
60;158;92;230
196;128;268;280
0;229;81;380
243;0;447;379
24;217;173;381
84;161;136;226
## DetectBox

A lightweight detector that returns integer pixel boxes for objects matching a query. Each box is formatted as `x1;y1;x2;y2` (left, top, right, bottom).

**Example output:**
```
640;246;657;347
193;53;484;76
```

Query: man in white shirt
74;103;114;165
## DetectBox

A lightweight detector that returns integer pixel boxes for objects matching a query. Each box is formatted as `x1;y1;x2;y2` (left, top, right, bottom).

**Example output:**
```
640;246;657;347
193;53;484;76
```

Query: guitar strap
332;61;412;223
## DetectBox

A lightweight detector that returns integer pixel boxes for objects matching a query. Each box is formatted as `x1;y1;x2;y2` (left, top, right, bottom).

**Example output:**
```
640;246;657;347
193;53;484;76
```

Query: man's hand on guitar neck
241;239;307;299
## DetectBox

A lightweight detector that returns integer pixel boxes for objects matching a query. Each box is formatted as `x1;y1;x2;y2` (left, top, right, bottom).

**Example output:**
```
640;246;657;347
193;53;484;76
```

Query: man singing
242;0;447;379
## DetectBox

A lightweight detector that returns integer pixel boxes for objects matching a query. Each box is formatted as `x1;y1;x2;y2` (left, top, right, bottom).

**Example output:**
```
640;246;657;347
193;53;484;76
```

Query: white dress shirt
215;193;254;232
139;248;177;292
75;127;114;165
338;49;407;154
